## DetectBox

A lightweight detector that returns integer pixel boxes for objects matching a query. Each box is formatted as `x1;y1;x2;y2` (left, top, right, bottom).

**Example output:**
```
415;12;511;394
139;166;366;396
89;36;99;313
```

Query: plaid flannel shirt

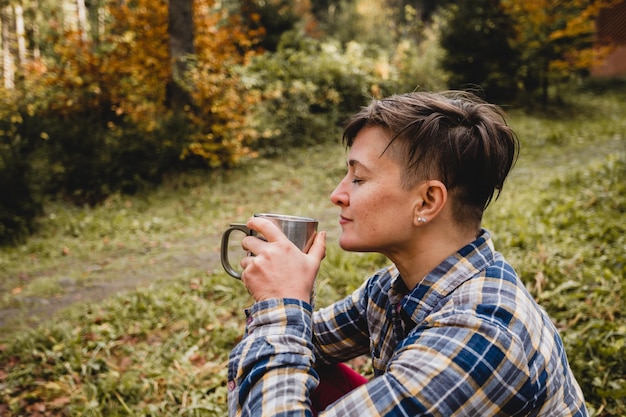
227;230;588;416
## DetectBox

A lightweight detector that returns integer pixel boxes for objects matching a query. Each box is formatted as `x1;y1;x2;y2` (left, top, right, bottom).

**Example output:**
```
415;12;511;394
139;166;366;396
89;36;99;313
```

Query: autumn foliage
27;0;262;164
0;0;267;243
1;0;623;244
500;0;621;96
185;2;264;167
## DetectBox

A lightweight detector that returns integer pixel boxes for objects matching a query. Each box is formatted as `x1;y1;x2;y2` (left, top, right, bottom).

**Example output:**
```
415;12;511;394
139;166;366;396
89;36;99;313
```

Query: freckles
358;194;383;227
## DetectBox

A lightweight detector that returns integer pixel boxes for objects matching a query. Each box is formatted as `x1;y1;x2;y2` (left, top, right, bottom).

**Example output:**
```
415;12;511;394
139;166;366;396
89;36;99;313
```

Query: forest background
0;0;625;416
2;0;623;240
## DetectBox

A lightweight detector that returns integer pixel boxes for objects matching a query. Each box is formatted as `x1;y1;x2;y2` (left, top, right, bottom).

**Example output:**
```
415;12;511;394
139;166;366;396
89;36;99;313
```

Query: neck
389;221;479;290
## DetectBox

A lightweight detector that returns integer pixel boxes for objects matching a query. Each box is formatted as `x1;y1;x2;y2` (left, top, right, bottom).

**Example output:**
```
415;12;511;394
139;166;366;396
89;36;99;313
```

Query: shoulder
354;265;396;300
431;255;556;363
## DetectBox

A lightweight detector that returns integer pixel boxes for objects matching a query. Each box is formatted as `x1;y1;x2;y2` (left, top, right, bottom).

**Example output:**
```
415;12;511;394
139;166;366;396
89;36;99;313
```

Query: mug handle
220;224;251;279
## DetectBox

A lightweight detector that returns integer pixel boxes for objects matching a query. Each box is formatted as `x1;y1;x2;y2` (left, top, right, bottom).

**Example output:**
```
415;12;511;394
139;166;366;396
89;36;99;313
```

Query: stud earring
417;217;427;223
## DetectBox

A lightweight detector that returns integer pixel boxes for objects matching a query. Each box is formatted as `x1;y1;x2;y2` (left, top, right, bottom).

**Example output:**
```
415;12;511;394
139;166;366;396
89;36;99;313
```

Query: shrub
389;14;450;94
438;0;520;103
0;89;44;245
40;113;187;205
241;36;400;156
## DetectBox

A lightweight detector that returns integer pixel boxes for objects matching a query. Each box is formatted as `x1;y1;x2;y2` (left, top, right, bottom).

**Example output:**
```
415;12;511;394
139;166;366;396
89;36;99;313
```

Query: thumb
307;231;326;262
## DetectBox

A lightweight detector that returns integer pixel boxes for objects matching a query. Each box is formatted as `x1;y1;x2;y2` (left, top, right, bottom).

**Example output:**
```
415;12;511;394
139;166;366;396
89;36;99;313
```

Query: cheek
374;190;415;226
355;189;398;228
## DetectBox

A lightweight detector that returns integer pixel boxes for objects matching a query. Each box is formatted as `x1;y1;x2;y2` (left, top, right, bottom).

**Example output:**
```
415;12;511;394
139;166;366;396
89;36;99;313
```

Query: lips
339;215;352;225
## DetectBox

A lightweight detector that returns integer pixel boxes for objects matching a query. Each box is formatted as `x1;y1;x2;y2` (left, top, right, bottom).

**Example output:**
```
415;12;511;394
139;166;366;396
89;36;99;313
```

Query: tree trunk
541;58;549;105
63;0;77;32
2;5;15;89
167;0;195;114
32;8;41;59
76;0;89;41
98;6;106;42
15;5;26;65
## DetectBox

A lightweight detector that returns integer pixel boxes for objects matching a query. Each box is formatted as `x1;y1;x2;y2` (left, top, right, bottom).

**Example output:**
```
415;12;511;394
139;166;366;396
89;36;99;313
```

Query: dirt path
0;232;223;332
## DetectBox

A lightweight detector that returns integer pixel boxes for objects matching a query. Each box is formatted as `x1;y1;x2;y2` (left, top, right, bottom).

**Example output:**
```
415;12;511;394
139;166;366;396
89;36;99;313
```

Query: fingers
242;216;326;259
246;217;283;242
237;217;326;303
308;231;326;261
240;230;325;272
239;217;278;257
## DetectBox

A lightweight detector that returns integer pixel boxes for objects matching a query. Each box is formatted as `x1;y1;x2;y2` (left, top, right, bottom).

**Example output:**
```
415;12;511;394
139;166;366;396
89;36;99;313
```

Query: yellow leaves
12;0;260;169
549;7;596;41
10;114;23;124
551;49;596;72
503;0;617;76
183;1;262;167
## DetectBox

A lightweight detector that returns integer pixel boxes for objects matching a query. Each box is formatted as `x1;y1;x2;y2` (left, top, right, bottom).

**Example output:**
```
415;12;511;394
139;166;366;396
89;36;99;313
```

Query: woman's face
330;126;419;255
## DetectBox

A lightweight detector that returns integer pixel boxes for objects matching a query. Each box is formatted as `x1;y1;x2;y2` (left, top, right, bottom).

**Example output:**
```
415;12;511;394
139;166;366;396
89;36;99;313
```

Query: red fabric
311;363;368;416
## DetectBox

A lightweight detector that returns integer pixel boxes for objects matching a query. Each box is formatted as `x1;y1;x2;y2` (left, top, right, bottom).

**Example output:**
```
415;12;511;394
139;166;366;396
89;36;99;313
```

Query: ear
413;180;447;226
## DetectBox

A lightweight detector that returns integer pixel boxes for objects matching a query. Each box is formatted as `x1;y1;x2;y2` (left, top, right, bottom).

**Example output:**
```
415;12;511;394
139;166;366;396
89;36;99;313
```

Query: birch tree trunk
1;5;15;89
15;5;26;64
63;0;77;32
32;8;41;59
76;0;88;41
98;6;106;42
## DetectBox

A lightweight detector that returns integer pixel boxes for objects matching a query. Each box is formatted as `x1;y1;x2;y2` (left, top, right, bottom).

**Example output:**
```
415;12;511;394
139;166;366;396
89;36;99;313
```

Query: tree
15;5;26;64
76;0;88;41
243;0;307;51
168;0;195;115
183;0;264;167
2;5;15;89
439;0;519;103
502;0;621;102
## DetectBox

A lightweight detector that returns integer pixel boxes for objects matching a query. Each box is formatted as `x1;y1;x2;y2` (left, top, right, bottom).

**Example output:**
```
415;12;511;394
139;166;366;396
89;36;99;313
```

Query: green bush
241;36;392;156
0;136;43;245
389;14;449;94
0;90;45;245
438;0;519;103
240;23;450;157
40;113;187;205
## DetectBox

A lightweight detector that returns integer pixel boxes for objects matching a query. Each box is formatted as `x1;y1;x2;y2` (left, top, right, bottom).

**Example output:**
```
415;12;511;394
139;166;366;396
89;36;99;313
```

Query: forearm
228;298;319;417
313;287;370;365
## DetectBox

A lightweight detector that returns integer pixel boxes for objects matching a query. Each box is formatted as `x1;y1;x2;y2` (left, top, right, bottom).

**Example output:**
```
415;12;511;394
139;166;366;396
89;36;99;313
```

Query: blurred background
1;0;625;244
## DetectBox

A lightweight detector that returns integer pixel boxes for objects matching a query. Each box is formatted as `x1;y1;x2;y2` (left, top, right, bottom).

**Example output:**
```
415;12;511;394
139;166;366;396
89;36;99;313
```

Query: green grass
0;89;625;416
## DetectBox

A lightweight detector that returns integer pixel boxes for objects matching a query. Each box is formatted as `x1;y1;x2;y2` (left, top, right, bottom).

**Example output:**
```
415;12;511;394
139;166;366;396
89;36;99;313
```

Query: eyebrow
348;159;373;173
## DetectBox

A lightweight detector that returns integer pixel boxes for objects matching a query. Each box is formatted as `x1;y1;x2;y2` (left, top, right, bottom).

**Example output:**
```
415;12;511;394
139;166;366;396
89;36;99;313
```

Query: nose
330;177;348;207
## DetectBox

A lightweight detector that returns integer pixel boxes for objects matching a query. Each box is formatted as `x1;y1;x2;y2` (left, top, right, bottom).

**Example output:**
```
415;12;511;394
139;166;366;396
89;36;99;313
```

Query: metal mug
220;213;318;279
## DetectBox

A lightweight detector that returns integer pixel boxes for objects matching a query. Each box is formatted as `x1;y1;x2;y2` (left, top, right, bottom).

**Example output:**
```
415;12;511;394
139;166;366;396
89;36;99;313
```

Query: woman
227;91;588;416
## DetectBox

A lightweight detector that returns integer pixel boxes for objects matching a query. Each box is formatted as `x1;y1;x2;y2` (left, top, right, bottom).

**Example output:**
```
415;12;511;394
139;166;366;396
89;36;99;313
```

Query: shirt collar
390;229;495;327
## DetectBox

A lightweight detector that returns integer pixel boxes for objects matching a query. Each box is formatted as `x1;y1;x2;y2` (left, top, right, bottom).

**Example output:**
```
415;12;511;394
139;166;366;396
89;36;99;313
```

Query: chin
338;238;370;253
338;237;356;251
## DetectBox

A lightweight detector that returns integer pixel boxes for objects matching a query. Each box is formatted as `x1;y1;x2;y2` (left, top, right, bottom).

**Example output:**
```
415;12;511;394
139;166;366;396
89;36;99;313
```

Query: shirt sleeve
227;298;319;417
312;283;371;365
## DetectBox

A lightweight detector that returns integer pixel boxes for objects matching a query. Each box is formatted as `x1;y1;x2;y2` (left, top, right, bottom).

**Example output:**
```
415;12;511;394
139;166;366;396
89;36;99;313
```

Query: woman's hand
240;216;326;303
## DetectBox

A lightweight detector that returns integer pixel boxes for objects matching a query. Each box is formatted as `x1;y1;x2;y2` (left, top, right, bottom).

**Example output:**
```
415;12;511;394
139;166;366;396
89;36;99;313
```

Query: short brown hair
342;91;519;226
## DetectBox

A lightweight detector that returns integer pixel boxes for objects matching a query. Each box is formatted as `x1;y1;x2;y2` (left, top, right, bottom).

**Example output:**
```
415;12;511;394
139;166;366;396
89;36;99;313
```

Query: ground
0;231;224;333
